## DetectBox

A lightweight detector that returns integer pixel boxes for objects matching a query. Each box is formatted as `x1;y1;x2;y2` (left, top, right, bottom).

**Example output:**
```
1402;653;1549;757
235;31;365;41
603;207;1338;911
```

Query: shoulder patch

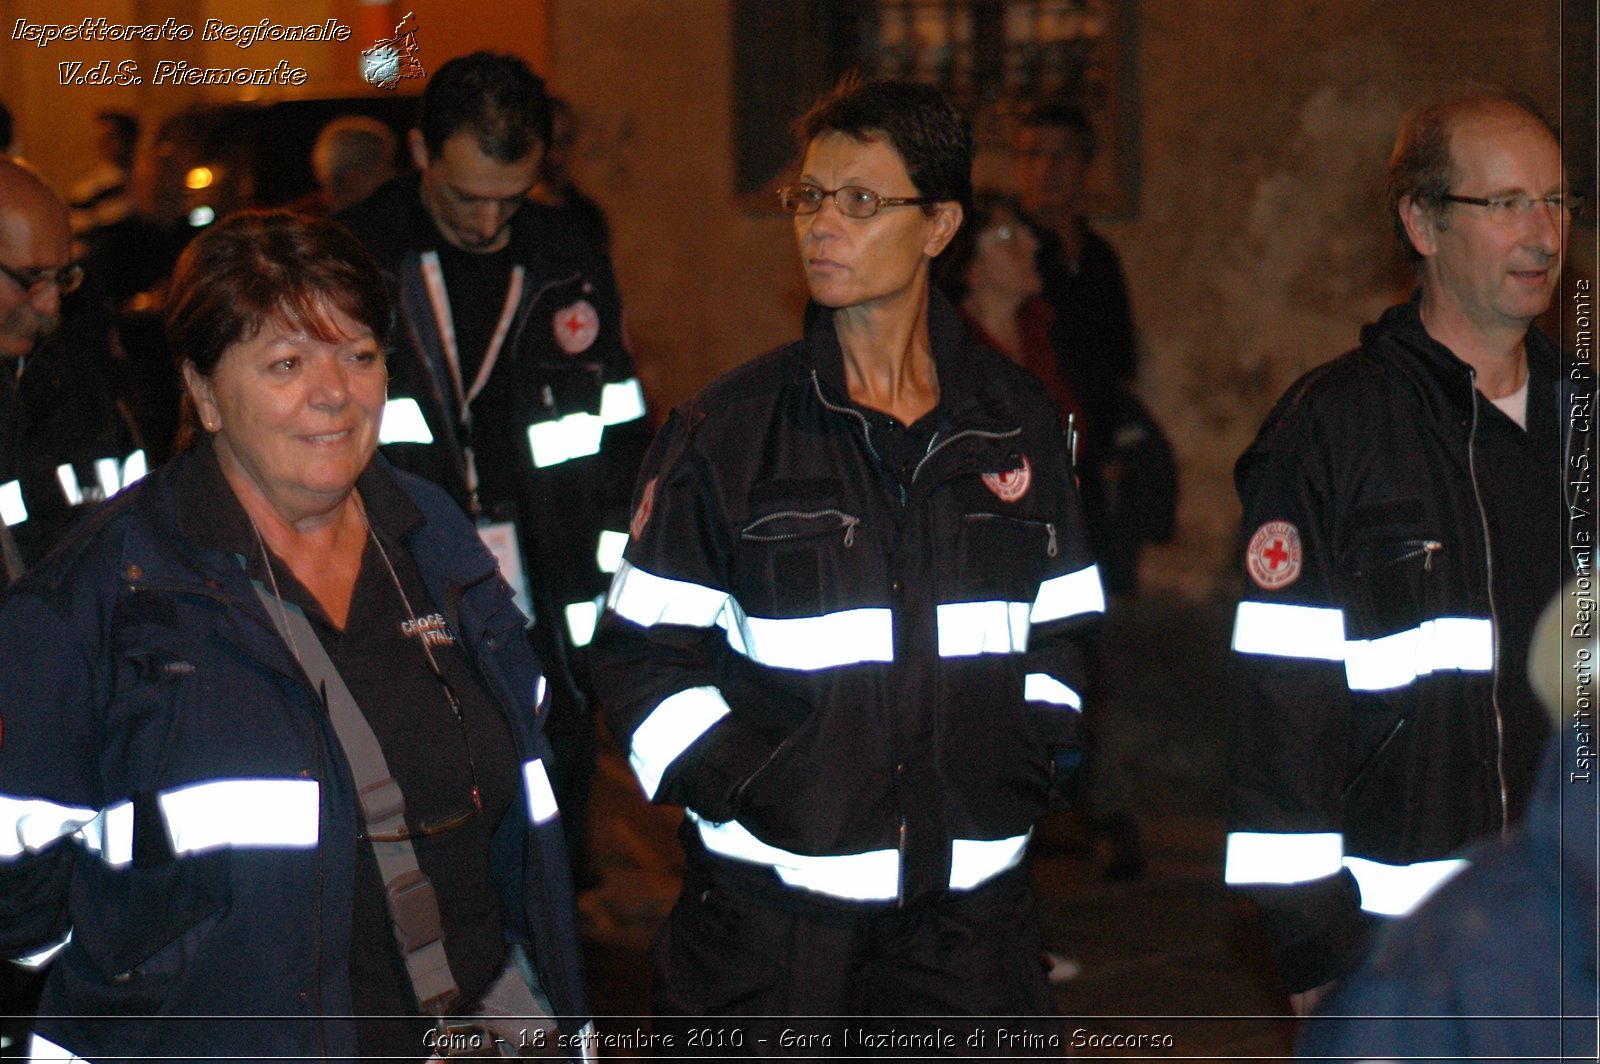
553;299;600;355
630;477;659;540
1247;520;1302;590
982;454;1033;503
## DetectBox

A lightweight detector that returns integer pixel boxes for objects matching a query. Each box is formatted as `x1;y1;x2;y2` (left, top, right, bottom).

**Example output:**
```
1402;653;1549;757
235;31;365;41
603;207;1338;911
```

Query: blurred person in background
594;76;1102;1050
531;95;610;252
340;52;651;893
301;114;399;215
0;209;593;1060
0;157;138;580
68;110;139;258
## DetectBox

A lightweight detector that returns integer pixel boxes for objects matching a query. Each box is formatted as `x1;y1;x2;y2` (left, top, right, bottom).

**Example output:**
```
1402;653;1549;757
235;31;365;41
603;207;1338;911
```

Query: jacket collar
1361;294;1562;422
796;288;1022;437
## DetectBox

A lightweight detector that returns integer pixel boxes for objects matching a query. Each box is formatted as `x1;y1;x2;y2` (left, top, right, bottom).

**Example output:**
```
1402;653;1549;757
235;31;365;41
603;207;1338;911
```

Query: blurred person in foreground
1298;579;1597;1061
0;209;592;1060
592;76;1103;1050
340;52;649;892
1226;83;1582;1012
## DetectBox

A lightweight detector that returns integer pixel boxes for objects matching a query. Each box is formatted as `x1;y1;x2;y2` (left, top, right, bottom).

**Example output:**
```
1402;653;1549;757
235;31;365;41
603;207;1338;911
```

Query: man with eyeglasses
339;52;649;894
1226;84;1583;1013
0;157;137;585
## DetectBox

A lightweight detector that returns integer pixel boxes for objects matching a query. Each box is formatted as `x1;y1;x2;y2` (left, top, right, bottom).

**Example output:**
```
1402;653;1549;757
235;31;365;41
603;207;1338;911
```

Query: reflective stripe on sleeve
527;413;604;469
79;800;134;867
0;795;99;860
1023;672;1082;710
120;449;147;490
157;779;319;857
599;378;647;425
722;607;894;670
55;465;83;506
606;560;730;629
564;599;600;647
1232;600;1346;661
693;814;1028;900
27;1034;87;1061
628;686;732;799
1343;617;1493;691
379;396;435;445
936;600;1032;656
14;931;71;968
1030;564;1105;624
522;759;560;825
0;479;26;526
595;529;628;574
1345;855;1469;916
1223;830;1344;885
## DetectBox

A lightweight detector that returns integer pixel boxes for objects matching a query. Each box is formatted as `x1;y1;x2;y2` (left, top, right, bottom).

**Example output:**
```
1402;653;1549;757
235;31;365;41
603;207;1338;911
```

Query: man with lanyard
1226;84;1580;1013
340;52;648;889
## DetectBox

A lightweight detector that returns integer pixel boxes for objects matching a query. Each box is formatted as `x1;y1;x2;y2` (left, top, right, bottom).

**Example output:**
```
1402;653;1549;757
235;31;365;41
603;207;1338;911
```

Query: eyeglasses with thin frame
358;672;486;844
0;260;85;299
1438;191;1587;226
777;183;937;219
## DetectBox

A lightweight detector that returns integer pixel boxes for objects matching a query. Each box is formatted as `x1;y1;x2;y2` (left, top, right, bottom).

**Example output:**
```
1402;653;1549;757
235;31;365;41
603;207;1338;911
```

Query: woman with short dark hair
594;77;1103;1050
0;209;591;1060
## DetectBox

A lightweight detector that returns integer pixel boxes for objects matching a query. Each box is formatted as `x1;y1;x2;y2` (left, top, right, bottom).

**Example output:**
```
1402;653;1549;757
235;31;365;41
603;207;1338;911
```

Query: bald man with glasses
0;158;137;583
1225;84;1586;1013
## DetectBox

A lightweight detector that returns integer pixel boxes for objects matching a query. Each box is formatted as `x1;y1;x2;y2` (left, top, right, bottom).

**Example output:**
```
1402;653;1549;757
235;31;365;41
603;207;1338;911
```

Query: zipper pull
1422;540;1442;571
1046;523;1058;558
843;517;857;548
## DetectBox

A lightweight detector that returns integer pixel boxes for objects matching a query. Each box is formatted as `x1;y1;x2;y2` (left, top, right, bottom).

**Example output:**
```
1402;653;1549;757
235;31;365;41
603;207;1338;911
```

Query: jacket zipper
965;512;1058;558
911;425;1023;485
1465;372;1509;836
311;683;329;1058
740;509;861;547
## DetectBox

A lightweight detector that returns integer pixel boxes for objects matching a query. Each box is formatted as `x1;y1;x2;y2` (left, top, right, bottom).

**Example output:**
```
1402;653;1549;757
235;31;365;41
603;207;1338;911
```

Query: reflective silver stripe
79;800;134;867
606;560;730;629
595;529;628;574
158;779;319;856
722;607;894;670
94;458;119;499
693;814;1028;900
937;600;1032;656
1345;855;1469;916
55;464;82;506
120;449;147;490
0;479;26;525
27;1033;86;1060
379;396;435;444
527;412;604;468
1223;830;1343;885
0;795;99;860
950;833;1030;889
1232;600;1346;660
629;686;731;799
599;378;647;425
564;598;600;647
1030;564;1105;624
1023;672;1082;709
522;759;559;825
15;931;71;968
1344;617;1493;691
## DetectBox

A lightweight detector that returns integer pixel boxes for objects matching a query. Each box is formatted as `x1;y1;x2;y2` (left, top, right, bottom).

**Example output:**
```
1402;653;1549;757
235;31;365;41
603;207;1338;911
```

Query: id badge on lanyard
421;252;536;624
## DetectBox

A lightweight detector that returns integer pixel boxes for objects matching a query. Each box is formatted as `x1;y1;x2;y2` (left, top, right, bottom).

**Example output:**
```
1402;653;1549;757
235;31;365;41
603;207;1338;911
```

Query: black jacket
0;448;592;1061
1226;298;1575;991
593;294;1103;907
339;176;649;680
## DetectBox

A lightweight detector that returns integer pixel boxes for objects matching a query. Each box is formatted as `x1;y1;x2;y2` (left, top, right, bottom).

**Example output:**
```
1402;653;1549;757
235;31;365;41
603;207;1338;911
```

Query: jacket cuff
1247;873;1375;994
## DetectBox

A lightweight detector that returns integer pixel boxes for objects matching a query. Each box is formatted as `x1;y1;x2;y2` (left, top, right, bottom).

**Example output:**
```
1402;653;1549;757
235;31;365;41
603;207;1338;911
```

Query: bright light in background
184;166;214;190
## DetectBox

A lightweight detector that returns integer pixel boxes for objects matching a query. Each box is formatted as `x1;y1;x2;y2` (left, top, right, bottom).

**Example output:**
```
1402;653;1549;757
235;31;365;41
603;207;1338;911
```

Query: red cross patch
1247;520;1303;590
630;477;658;539
553;299;600;355
982;455;1032;503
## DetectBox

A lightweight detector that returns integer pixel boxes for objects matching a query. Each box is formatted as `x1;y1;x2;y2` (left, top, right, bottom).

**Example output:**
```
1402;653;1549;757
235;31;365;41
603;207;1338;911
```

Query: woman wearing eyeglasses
0;210;591;1061
593;78;1103;1050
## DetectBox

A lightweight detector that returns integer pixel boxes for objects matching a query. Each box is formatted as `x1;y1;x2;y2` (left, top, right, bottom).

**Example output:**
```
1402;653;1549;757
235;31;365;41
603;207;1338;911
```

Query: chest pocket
735;507;862;616
1342;498;1447;639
